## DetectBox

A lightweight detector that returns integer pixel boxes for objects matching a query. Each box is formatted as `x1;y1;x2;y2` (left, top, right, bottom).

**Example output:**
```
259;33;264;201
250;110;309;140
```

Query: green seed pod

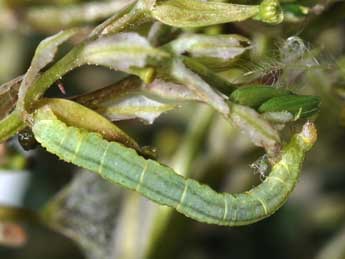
258;95;321;118
152;0;262;28
229;85;292;108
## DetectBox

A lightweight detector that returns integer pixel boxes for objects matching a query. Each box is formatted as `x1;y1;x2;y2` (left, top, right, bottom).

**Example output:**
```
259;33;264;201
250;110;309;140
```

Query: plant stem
0;111;25;143
90;0;153;38
24;45;83;112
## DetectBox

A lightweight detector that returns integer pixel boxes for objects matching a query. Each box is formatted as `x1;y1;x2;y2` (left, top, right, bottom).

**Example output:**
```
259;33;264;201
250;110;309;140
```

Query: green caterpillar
32;107;316;226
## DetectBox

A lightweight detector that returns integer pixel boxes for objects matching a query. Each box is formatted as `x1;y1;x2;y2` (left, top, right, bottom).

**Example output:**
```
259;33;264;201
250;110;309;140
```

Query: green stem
90;0;153;38
0;111;25;143
183;57;236;95
24;45;83;112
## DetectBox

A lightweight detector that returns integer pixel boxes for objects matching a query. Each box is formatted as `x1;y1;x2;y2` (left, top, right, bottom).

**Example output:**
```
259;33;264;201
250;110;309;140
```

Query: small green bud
258;95;321;118
256;0;284;24
229;85;292;108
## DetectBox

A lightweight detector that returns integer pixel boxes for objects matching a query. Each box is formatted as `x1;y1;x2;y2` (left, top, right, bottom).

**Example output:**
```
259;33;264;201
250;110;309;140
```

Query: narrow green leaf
168;58;229;115
166;33;250;71
182;57;236;95
78;32;168;76
98;95;176;124
26;0;135;31
167;33;250;60
0;76;22;119
230;85;292;108
35;98;142;153
146;78;201;102
258;95;321;118
75;77;176;124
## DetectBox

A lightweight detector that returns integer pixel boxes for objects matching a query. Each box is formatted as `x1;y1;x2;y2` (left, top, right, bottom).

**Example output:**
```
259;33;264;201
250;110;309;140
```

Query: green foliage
1;0;344;258
230;85;293;108
258;95;321;118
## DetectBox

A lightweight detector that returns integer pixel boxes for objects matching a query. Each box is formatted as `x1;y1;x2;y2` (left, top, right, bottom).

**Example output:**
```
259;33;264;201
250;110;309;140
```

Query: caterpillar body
32;108;316;226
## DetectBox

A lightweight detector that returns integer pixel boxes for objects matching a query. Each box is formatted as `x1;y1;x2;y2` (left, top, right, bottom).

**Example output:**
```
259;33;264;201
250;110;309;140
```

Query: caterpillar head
299;121;318;151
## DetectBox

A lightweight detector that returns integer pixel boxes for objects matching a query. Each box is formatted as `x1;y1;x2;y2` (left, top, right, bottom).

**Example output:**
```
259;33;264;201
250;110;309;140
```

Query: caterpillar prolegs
32;108;317;226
